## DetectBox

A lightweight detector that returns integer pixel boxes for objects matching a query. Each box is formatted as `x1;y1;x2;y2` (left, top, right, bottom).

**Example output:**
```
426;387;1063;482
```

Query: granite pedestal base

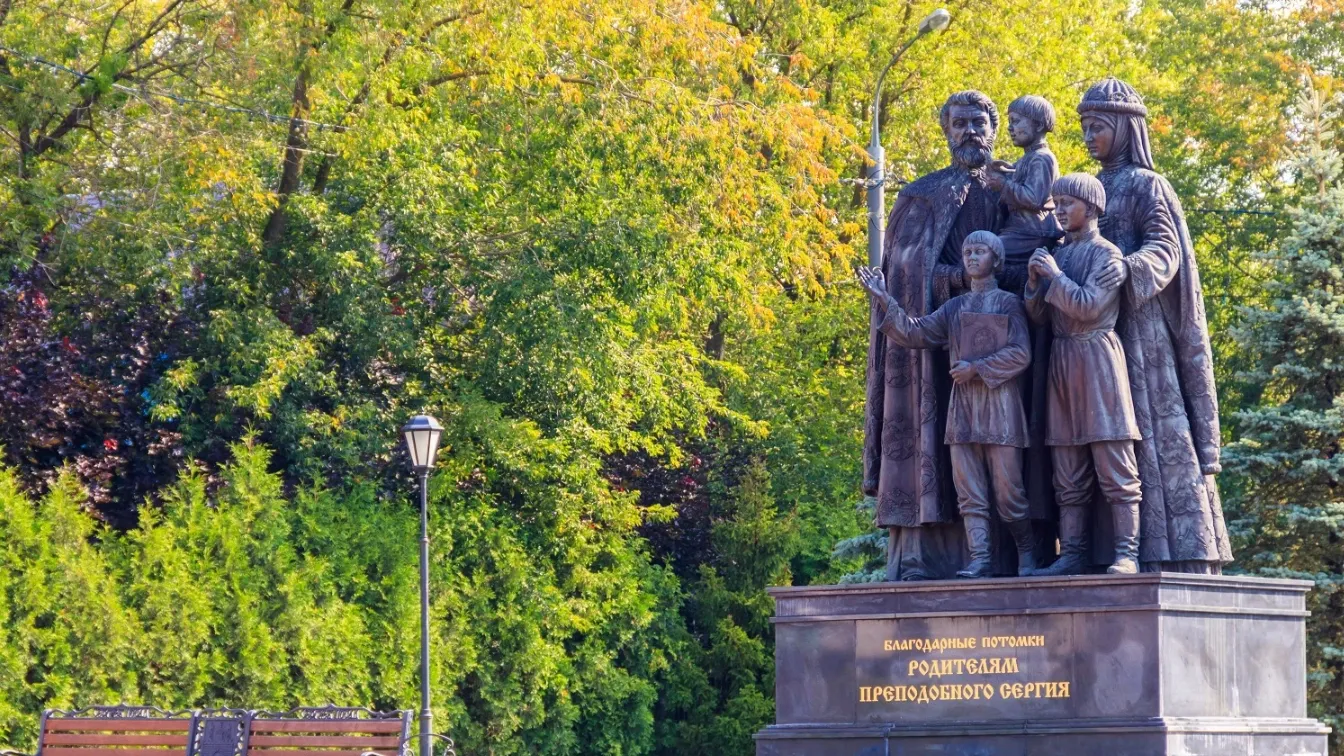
755;574;1329;755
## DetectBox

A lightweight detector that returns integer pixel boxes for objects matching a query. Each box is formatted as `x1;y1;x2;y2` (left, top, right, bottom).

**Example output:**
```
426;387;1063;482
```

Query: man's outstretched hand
858;266;888;302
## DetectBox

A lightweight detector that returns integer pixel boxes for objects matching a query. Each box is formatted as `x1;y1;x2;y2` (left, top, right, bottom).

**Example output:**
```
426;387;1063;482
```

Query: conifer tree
832;498;886;583
1224;83;1344;740
664;459;798;755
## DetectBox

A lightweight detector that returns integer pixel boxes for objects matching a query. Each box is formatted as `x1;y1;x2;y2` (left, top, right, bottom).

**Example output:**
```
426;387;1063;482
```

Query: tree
0;272;181;521
0;433;696;755
1223;82;1344;743
656;459;798;755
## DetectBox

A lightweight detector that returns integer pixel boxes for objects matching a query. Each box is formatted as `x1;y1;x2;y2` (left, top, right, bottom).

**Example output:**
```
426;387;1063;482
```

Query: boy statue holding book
858;231;1037;578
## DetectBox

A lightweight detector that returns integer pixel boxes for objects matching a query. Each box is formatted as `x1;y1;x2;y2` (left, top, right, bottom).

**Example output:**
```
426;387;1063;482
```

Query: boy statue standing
859;231;1037;578
1025;174;1142;575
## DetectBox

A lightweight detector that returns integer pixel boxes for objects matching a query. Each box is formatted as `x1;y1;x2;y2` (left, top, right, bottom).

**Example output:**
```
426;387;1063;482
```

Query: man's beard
950;138;993;169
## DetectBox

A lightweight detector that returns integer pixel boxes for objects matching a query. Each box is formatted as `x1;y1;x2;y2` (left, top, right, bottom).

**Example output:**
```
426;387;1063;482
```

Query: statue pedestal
755;574;1329;756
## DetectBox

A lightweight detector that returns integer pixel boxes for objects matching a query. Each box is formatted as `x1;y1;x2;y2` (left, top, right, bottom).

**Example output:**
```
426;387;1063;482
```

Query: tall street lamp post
402;415;445;756
866;8;952;268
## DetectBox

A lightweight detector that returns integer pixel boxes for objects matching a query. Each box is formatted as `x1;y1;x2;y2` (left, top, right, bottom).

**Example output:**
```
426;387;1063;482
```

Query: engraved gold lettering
882;636;984;654
901;657;1023;678
859;680;1068;704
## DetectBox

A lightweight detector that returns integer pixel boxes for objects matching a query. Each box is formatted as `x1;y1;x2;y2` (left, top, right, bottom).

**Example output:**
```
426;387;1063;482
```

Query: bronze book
958;311;1010;363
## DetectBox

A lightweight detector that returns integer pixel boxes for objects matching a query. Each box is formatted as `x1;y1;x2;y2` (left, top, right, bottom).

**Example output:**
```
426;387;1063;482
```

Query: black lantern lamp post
401;415;445;756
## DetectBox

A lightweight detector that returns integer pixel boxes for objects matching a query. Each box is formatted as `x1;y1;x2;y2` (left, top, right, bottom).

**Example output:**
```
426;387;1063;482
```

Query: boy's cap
1052;173;1107;214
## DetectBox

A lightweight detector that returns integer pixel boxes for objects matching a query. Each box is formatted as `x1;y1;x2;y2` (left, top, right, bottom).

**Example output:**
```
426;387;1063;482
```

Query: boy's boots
1037;506;1088;576
957;515;994;578
1108;500;1141;574
1007;519;1039;576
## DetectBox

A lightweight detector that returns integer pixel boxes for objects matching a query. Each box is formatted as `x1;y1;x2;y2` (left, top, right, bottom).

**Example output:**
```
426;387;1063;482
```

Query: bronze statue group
858;78;1232;581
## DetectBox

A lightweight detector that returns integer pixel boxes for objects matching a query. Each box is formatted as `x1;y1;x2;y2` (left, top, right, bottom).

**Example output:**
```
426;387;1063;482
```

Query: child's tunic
998;142;1063;293
879;283;1031;448
1023;229;1140;446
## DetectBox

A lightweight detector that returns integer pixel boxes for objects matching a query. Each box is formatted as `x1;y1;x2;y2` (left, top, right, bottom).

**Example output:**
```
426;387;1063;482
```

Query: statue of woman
1076;78;1233;573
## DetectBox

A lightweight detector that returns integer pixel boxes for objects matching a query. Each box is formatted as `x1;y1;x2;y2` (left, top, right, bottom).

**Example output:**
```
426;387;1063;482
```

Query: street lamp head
918;8;952;34
402;415;444;473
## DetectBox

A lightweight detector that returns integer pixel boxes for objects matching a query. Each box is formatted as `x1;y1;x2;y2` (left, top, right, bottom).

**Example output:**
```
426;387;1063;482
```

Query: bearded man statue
1077;77;1233;573
863;90;1004;581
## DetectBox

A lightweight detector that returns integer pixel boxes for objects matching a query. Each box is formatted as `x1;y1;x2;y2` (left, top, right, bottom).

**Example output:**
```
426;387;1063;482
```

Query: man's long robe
863;166;999;580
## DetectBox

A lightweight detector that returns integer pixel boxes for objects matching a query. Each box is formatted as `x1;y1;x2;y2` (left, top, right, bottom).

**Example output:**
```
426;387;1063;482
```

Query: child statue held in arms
986;95;1063;293
858;231;1036;578
1025;173;1143;575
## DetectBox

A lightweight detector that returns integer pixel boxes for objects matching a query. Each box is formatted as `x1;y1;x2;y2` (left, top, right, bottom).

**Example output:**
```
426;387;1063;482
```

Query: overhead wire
0;43;346;132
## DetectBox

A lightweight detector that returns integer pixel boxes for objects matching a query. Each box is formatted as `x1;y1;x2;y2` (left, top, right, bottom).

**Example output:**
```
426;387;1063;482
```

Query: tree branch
28;0;194;159
31;92;99;156
420;7;482;42
261;0;358;246
312;3;477;193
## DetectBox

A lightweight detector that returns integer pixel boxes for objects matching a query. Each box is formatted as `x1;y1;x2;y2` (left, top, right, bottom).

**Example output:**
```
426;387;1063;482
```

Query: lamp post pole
417;469;432;756
401;415;445;756
866;8;952;268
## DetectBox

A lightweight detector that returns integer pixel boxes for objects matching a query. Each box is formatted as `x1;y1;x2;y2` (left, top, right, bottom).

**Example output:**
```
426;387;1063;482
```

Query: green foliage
833;497;887;584
0;469;137;721
658;460;796;755
1224;83;1344;744
0;430;688;755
